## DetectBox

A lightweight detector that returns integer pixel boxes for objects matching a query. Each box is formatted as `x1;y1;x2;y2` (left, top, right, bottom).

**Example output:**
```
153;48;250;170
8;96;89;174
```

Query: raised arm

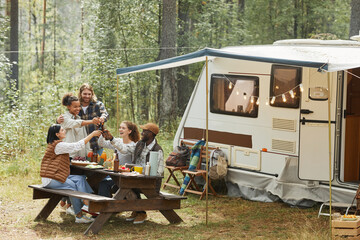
98;135;116;150
102;130;134;154
81;117;100;126
55;130;102;155
84;130;102;144
98;101;109;123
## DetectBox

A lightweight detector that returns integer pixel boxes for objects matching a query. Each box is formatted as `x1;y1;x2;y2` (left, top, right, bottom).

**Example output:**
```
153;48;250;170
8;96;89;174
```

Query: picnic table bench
29;184;115;220
29;165;186;235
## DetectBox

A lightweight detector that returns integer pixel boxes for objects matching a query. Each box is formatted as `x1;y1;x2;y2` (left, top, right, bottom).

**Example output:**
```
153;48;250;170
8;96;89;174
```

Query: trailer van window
210;74;259;118
270;65;301;108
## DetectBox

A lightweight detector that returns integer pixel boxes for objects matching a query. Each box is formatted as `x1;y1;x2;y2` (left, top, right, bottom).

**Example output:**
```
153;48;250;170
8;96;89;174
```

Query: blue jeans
98;175;116;197
46;175;93;215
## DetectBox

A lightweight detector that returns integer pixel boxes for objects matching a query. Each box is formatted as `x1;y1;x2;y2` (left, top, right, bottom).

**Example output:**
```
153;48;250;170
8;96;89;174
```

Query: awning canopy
116;39;360;75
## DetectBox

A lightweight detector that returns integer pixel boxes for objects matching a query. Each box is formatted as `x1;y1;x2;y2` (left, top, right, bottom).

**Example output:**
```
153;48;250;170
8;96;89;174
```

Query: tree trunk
177;0;191;114
53;0;58;100
159;0;177;127
28;0;31;39
117;8;136;122
9;0;19;91
80;3;84;72
293;0;298;38
31;1;39;68
238;0;245;12
350;0;360;38
41;0;46;72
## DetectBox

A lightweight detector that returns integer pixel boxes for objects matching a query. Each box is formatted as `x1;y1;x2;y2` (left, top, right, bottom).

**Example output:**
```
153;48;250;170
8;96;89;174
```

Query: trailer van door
343;68;360;182
299;69;335;181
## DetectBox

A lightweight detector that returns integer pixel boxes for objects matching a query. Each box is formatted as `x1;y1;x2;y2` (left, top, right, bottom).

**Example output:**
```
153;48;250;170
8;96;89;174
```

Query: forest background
0;0;359;173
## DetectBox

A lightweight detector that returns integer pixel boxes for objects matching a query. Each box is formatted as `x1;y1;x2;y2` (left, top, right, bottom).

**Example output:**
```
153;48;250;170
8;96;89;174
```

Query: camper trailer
116;39;360;207
172;39;360;206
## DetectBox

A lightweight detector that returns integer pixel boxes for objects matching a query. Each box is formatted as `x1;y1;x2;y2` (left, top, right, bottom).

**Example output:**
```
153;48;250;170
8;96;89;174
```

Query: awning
116;40;360;75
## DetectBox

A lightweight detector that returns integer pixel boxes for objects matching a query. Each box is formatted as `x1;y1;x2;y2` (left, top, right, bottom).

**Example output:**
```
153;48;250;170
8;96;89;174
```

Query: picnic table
29;165;185;235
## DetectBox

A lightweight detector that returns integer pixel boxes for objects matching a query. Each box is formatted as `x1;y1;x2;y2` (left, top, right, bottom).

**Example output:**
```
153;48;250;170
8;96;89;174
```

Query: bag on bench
166;144;190;167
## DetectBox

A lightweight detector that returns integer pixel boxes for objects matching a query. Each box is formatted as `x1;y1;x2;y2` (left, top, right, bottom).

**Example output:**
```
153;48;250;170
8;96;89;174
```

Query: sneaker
59;200;66;210
66;207;75;216
81;205;89;212
126;211;138;221
81;205;99;216
133;213;147;224
75;215;95;224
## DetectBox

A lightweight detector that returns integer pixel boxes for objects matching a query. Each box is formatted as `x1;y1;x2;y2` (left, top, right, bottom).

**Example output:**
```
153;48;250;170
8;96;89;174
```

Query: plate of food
85;164;103;169
71;160;97;166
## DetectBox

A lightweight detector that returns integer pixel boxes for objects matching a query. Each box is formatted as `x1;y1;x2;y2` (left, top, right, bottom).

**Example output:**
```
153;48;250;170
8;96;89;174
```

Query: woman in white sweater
97;121;140;197
98;121;140;164
41;124;102;223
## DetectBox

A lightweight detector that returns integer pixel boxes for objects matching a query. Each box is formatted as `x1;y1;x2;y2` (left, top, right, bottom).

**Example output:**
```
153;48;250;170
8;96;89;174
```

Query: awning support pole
327;72;332;234
205;56;209;226
117;75;119;135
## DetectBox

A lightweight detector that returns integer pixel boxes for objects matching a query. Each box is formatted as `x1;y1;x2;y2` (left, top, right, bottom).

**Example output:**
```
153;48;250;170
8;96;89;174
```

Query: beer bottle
92;148;98;163
113;150;119;172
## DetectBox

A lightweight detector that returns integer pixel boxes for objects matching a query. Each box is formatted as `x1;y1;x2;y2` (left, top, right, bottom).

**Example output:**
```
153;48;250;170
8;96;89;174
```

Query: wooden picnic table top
70;164;163;179
70;164;163;191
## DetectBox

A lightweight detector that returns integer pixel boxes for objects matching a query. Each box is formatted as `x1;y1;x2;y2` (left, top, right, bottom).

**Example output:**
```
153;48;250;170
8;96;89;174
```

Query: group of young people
40;83;164;224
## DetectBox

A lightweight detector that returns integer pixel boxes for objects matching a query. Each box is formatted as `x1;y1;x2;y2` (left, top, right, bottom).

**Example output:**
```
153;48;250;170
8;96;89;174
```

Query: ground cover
0;168;332;240
0;138;333;239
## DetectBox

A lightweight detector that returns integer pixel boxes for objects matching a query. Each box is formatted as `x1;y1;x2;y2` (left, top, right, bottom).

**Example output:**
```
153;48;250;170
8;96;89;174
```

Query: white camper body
173;40;360;206
116;39;360;206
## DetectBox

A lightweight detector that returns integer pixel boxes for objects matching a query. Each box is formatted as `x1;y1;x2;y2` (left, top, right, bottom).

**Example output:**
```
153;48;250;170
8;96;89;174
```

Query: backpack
166;144;190;167
209;149;228;180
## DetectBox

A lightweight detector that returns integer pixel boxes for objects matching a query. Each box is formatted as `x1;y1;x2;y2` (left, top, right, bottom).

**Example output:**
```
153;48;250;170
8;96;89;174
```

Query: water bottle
145;162;151;176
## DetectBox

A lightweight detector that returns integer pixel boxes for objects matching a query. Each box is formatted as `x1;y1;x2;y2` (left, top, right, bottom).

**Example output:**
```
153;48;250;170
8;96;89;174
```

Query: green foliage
0;90;62;162
81;0;161;123
190;0;245;48
0;9;11;103
0;0;353;169
244;0;351;44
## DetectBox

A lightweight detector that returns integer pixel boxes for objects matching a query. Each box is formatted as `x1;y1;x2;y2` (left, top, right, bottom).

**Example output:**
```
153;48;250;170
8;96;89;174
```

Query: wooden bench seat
29;184;114;221
159;191;187;200
29;184;115;202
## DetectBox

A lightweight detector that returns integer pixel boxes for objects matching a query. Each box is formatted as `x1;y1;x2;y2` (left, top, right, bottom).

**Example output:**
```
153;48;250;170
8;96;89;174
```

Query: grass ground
0;169;333;240
0;138;333;239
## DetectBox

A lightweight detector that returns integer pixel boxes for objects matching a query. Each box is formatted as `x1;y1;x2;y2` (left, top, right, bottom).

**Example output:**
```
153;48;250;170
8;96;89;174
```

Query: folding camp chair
163;165;188;190
180;141;217;200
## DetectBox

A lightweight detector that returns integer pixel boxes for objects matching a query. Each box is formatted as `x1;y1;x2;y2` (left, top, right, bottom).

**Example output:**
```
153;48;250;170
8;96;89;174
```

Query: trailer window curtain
270;65;302;108
210;74;259;118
